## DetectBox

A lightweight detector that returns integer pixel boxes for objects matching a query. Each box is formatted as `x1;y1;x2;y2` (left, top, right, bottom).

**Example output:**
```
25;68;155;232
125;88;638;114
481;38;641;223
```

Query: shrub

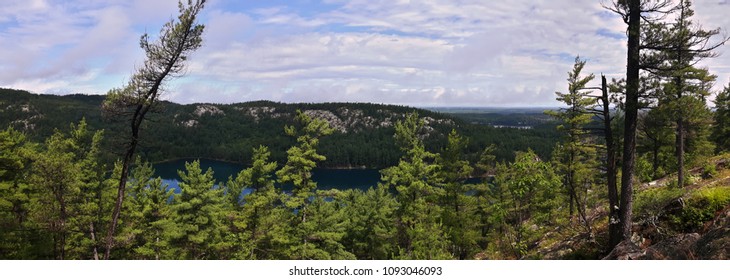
669;187;730;232
701;163;717;179
634;187;686;225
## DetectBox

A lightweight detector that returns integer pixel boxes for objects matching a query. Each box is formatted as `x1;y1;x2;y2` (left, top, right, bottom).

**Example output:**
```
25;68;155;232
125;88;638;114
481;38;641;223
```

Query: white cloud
2;0;729;106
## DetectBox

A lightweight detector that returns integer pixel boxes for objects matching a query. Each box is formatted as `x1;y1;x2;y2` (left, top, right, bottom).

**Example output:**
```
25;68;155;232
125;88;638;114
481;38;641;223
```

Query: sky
1;0;729;107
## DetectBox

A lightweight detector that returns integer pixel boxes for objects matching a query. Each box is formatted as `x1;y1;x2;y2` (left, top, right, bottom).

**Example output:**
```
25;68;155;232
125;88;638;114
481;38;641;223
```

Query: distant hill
430;107;556;128
0;88;561;168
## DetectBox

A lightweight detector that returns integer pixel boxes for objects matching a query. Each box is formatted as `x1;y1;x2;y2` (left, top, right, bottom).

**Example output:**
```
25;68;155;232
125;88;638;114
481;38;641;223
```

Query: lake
153;158;382;193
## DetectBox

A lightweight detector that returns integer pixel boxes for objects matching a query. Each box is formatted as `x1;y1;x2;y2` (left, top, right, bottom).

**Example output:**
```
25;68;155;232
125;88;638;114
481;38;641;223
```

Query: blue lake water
153;158;382;194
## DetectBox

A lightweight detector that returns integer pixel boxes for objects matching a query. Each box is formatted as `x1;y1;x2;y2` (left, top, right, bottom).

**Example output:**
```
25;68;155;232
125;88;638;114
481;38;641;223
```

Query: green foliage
701;162;717;179
493;150;562;259
170;160;230;259
381;113;452;259
546;57;603;233
637;108;675;181
288;194;356;260
0;88;560;169
0;127;38;259
439;130;480;259
277;111;334;210
633;187;686;226
226;146;291;259
635;155;655;183
712;83;730;152
24;119;108;259
117;159;177;259
669;187;730;232
340;186;398;259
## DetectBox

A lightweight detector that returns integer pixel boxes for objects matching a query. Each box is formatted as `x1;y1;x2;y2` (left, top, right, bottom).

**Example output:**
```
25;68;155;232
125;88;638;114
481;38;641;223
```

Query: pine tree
340;186;397;259
27;119;106;259
637;108;674;181
102;0;206;259
380;113;452;259
275;111;342;259
118;158;176;259
546;56;599;232
277;111;334;221
713;83;730;152
494;150;561;259
650;0;725;187
292;193;356;259
0;127;37;258
170;160;229;259
227;145;291;259
438;129;479;259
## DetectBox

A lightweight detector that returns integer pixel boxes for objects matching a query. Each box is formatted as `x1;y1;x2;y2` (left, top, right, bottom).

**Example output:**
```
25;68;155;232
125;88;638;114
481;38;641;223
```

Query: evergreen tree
102;0;206;259
380;113;452;259
637;108;674;181
494;150;561;259
340;187;397;259
473;145;498;247
546;56;599;232
438;129;479;259
651;0;725;187
27;119;106;259
118;159;176;259
713;83;730;152
170;160;230;259
227;146;291;259
277;111;334;221
0;127;37;258
293;192;356;259
275;111;346;259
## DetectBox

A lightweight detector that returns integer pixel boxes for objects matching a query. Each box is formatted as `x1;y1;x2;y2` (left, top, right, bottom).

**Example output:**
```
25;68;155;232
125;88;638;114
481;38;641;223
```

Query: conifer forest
1;0;729;260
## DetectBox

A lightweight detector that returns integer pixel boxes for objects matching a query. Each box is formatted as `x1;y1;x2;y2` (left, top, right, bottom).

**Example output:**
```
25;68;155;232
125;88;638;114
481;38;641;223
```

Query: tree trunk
652;141;660;180
602;75;621;249
90;222;99;260
104;121;140;260
620;0;641;243
677;118;685;187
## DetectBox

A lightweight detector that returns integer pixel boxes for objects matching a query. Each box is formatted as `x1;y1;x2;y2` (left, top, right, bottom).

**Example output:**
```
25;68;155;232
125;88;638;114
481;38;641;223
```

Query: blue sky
1;0;729;106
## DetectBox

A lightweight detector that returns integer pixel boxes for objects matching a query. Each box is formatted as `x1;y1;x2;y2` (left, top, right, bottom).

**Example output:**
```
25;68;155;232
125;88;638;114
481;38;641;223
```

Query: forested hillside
2;0;730;261
0;88;560;168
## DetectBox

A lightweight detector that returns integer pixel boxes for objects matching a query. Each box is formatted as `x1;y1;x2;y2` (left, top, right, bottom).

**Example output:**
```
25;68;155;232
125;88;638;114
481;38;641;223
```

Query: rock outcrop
603;208;729;259
193;105;224;117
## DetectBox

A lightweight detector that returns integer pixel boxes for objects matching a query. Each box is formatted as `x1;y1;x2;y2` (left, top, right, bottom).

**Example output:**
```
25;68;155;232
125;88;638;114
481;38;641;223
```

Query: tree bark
602;75;621;249
103;122;139;260
90;222;99;260
677;118;685;187
619;0;641;242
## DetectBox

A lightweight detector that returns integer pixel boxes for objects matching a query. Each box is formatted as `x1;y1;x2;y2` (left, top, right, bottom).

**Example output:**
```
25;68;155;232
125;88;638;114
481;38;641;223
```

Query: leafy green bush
634;187;686;224
701;163;717;179
669;187;730;232
635;156;654;183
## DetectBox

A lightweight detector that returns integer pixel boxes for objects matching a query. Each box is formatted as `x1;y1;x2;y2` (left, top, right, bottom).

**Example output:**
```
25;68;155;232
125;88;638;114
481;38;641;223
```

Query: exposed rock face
234;106;456;134
241;106;287;122
337;108;380;130
303;110;347;133
193;105;224;117
180;119;199;128
423;116;455;126
9;106;42;131
602;241;644;260
693;208;729;259
604;208;729;260
640;233;701;259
